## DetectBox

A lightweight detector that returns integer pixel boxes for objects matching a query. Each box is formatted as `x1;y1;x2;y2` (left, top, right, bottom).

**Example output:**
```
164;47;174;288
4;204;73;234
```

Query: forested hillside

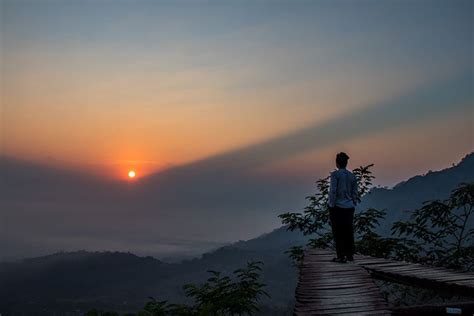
1;153;472;315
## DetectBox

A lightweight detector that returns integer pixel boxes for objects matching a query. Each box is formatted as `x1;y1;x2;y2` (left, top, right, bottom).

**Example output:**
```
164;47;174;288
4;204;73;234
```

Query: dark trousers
329;206;355;259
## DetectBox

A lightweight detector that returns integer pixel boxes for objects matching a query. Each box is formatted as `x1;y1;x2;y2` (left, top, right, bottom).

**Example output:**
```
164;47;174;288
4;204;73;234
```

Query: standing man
328;152;358;263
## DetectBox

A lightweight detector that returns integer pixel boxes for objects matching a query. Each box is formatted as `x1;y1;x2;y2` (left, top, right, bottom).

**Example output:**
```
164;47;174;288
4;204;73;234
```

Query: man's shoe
346;256;354;262
331;257;347;263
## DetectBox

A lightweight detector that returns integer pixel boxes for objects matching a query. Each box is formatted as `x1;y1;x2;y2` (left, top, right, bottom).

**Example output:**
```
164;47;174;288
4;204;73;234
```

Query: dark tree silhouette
86;261;269;316
391;182;474;271
279;164;391;265
279;164;474;271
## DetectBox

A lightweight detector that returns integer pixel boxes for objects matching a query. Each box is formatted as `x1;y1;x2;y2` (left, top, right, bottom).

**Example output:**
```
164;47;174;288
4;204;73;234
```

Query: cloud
148;70;472;177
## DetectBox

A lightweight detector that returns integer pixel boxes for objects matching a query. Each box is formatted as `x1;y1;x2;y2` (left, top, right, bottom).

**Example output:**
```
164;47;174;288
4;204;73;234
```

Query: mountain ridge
360;151;474;232
2;151;473;314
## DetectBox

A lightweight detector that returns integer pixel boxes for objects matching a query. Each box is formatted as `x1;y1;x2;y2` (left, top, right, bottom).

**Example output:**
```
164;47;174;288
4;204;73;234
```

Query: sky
0;0;473;260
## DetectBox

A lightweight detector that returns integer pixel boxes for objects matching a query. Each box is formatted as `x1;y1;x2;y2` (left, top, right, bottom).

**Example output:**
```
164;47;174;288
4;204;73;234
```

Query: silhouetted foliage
279;164;391;265
86;261;269;316
279;164;474;271
391;182;474;271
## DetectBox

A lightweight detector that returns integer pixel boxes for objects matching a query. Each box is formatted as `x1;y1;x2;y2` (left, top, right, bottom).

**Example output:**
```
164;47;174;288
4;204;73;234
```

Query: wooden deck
294;249;392;315
294;249;474;315
354;254;474;297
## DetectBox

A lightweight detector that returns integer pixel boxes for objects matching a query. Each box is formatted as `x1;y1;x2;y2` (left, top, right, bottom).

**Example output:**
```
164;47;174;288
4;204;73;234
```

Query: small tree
136;261;269;316
278;164;392;265
278;160;474;272
391;182;474;271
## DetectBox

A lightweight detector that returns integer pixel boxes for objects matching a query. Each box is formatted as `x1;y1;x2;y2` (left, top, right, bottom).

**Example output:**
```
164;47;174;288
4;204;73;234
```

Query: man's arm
328;172;337;208
351;175;358;206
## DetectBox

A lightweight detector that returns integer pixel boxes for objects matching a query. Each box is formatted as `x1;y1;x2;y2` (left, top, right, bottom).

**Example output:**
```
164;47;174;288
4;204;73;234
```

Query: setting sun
128;170;136;178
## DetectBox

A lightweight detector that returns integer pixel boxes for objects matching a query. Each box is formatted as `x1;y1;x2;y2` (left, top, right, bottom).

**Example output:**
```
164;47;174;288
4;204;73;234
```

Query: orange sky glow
1;1;472;186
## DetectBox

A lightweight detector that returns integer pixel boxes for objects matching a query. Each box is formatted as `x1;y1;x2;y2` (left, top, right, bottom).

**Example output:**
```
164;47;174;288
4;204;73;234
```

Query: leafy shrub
279;164;474;271
86;261;269;316
279;164;392;264
391;182;474;270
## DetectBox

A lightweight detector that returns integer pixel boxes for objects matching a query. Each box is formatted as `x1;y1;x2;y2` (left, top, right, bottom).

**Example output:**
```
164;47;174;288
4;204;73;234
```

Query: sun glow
128;170;136;178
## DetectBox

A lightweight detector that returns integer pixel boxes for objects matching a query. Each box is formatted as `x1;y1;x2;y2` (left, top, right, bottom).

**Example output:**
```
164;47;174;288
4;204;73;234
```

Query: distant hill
360;152;474;233
1;153;473;315
0;232;302;315
0;251;170;314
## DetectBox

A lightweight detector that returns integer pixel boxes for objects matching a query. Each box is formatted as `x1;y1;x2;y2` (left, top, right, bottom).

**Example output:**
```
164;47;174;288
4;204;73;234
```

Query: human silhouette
328;152;357;263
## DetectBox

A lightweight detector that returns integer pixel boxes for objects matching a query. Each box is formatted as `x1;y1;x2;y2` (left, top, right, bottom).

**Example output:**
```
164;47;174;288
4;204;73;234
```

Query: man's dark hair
336;152;349;168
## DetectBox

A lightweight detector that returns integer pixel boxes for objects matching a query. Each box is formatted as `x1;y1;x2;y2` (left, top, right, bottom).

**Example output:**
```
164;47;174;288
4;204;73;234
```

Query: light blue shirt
328;168;358;208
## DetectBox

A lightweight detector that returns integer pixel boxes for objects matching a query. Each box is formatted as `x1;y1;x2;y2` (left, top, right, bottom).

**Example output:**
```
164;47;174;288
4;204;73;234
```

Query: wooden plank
300;267;362;272
296;297;389;306
299;276;367;281
355;261;402;267
299;273;366;279
296;299;389;307
296;249;474;315
370;268;474;282
423;275;474;282
392;300;474;315
366;265;430;273
359;262;410;268
369;268;461;280
301;291;384;298
294;250;391;315
452;279;474;285
369;265;464;276
354;255;474;297
298;302;386;310
304;282;378;288
295;306;392;316
324;310;392;316
297;282;376;289
314;308;388;314
298;301;389;308
297;287;383;294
